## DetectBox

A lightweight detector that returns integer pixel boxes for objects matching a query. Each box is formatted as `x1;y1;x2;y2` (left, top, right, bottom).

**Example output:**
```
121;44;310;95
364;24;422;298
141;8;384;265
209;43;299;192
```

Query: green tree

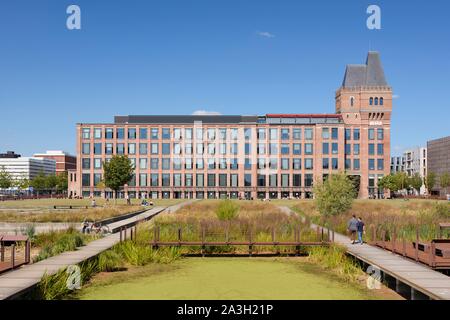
408;173;423;194
394;172;408;191
440;172;450;194
30;172;47;195
378;174;400;194
103;155;134;203
56;172;68;194
14;174;30;191
313;173;356;217
424;172;437;194
216;200;239;221
0;166;13;189
45;174;58;193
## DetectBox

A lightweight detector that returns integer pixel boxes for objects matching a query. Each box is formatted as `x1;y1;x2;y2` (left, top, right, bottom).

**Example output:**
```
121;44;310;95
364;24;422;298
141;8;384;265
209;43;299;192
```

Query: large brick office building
68;52;392;199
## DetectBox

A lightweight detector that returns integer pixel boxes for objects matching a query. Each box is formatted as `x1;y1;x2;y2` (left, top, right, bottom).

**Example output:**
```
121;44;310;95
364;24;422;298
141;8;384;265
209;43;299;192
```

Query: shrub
216;200;239;221
97;250;124;272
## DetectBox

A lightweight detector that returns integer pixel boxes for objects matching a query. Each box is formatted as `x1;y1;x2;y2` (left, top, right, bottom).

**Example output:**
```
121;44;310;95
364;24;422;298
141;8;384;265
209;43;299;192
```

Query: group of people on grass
347;215;365;245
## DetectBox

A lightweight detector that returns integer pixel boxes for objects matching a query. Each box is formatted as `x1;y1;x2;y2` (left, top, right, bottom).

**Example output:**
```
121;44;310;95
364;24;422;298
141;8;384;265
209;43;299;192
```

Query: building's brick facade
68;52;392;199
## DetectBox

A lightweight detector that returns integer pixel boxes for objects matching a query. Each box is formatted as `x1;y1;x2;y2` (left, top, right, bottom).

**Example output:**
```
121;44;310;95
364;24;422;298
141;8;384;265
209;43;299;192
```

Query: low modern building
69;52;393;199
33;150;76;175
403;147;427;195
390;156;405;174
427;136;450;196
0;157;56;182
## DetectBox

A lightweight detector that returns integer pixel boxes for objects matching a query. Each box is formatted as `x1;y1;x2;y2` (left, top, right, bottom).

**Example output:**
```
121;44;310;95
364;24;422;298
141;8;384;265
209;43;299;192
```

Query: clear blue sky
1;0;449;156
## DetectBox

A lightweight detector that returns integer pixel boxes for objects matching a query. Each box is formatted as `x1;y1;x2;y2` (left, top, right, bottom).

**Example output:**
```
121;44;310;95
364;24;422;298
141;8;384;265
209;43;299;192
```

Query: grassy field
77;257;401;300
0;198;184;223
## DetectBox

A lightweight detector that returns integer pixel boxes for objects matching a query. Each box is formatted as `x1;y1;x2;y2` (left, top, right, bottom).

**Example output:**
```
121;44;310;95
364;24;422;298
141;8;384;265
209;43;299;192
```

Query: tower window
374;98;379;105
369;97;373;105
350;97;354;107
380;97;384;105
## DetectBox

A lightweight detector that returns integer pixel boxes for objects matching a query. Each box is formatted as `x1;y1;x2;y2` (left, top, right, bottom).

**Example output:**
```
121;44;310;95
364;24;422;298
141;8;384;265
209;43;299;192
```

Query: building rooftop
342;51;389;88
0;151;21;159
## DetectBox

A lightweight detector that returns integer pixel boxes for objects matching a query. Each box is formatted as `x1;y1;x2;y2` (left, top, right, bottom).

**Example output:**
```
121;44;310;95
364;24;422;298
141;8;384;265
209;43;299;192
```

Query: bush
216;200;239;221
34;233;86;262
97;250;123;272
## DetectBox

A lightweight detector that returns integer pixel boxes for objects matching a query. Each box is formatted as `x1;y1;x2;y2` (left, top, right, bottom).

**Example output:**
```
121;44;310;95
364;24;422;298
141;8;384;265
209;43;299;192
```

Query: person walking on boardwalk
347;214;358;244
356;217;365;245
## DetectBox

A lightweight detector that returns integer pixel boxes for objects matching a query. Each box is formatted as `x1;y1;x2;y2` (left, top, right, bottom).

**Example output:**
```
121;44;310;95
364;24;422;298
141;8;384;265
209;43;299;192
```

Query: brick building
68;52;392;199
33;151;76;175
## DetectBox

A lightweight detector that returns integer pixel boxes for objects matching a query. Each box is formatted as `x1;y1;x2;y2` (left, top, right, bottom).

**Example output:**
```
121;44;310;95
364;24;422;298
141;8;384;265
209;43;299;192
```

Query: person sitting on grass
347;214;358;244
356;217;365;245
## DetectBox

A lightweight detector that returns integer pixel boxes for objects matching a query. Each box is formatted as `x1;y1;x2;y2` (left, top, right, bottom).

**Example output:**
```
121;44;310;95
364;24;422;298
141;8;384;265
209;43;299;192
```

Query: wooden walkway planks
278;206;450;300
0;206;166;300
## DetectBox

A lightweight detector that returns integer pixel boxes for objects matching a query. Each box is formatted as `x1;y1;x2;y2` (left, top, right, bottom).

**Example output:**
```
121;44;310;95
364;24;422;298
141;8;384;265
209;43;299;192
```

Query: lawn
0;198;185;223
77;257;401;300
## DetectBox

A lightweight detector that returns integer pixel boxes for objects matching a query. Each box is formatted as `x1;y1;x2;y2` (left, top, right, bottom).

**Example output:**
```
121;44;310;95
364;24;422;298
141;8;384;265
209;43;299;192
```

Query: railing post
130;227;134;241
11;244;15;269
0;242;4;262
332;229;335;243
178;227;182;245
120;227;123;242
382;230;386;249
415;228;419;262
25;240;31;264
271;228;275;244
392;228;397;254
430;242;436;268
372;225;376;243
316;226;320;242
201;226;206;257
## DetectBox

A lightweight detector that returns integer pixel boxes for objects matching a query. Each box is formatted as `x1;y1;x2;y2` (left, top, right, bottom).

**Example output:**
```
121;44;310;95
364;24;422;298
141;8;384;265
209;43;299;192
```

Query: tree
377;174;400;195
440;172;450;195
44;174;58;193
313;173;356;217
216;200;239;221
394;172;408;192
0;166;13;190
14;174;30;191
29;172;47;195
424;172;437;194
56;172;68;194
103;155;134;203
408;173;423;194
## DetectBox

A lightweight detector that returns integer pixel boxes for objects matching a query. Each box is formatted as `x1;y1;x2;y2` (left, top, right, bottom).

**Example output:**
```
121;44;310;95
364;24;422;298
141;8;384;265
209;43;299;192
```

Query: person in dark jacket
347;214;358;244
356;217;365;245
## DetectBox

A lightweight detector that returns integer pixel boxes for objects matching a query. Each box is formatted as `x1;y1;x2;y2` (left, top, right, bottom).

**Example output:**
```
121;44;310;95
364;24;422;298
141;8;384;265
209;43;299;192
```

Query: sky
0;0;449;156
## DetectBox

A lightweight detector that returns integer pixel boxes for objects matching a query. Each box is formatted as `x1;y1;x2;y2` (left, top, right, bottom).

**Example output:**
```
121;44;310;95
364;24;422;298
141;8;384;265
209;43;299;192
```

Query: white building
403;147;427;195
0;157;56;183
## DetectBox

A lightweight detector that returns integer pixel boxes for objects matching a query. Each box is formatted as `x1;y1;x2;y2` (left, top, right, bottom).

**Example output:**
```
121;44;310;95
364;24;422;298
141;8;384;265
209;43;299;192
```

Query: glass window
269;128;278;140
139;174;148;187
331;128;338;140
322;128;329;139
369;97;373;105
305;143;313;155
139;128;147;139
173;143;181;155
345;129;351;140
322;158;329;169
244;158;251;170
117;128;124;139
128;143;136;155
353;129;360;140
281;174;289;187
353;144;360;155
257;143;266;155
207;158;215;169
230;158;238;170
269;174;277;187
257;128;266;140
219;158;227;169
281;158;289;170
230;143;238;155
269;158;278;170
293;128;301;140
151;174;159;186
257;174;266;187
173;128;182;140
94;143;102;155
293;143;301;155
230;128;238;140
105;128;114;139
331;143;338;154
345;144;351;155
332;158;338;170
151;158;158;169
162;158;170;170
139;143;148;155
151;128;158;139
196;174;204;187
151;143;158;154
377;128;384;140
293;158;301;170
207;128;216;140
82;174;90;187
182;128;191;140
162;174;170;187
162;143;170;155
82;143;90;155
116;143;125;155
245;143;251;155
94;128;102;139
94;158;102;169
185;158;193;170
353;159;360;170
281;128;289;140
196;158;204;170
305;158;313;170
305;128;313;140
293;174;301;187
368;129;375;140
139;158;147;170
230;174;238;187
219;128;227;140
377;143;384;155
128;174;136;187
345;159;351;170
129;158;136;169
172;174;182;187
82;158;90;169
105;143;113;155
369;144;375;155
173;158;182;170
82;128;90;139
380;97;384;105
377;159;384;170
128;128;136;139
244;174;252;187
281;144;289;155
219;174;227;187
257;158;265;169
304;174;313;187
369;159;375;170
244;128;251;140
322;143;329;155
185;174;193;187
196;143;204;155
162;128;170;139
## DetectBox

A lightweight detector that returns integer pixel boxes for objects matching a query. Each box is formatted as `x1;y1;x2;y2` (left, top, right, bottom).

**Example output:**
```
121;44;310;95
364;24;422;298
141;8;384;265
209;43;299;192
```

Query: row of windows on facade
82;153;384;172
81;127;382;141
81;173;315;188
81;141;384;158
350;97;384;107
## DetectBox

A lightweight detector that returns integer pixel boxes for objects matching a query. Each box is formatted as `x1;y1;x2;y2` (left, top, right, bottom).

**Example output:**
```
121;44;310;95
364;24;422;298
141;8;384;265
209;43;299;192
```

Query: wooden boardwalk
278;206;450;300
0;206;167;300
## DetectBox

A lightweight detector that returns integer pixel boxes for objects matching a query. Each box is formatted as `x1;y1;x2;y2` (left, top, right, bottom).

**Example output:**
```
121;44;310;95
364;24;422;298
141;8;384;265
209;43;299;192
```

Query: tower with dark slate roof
335;51;393;199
